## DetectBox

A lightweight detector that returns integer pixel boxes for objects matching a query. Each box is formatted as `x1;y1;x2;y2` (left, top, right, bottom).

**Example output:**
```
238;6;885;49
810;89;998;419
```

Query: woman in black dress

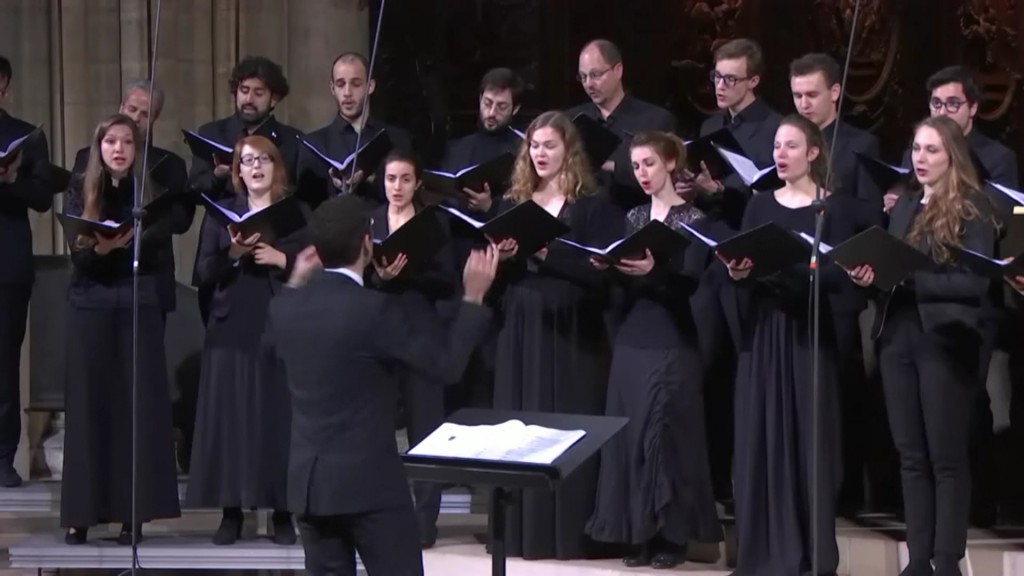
187;135;309;545
721;115;858;576
492;110;621;560
585;132;722;568
61;114;182;544
367;150;459;548
847;116;997;576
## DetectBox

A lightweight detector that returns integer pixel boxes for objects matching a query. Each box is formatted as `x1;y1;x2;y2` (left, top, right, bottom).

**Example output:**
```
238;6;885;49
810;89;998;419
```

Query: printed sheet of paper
407;419;586;465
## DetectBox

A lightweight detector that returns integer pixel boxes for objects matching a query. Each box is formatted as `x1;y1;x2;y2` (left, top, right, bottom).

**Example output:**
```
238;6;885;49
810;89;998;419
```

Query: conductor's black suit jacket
266;271;491;517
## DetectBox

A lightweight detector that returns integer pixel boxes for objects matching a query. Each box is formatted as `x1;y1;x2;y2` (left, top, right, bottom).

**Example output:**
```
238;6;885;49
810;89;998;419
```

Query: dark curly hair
229;56;290;99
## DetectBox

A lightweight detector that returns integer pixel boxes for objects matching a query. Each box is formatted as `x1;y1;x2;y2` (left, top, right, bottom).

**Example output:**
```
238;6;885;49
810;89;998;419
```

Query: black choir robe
72;145;193;313
441;125;523;198
566;94;676;212
298;115;413;209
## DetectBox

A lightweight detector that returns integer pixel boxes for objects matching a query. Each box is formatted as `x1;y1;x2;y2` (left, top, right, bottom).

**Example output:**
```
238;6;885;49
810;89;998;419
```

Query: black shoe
623;543;652;568
651;551;681;569
117;523;142;546
271;511;296;546
0;464;22;488
64;527;88;545
900;562;935;576
213;510;243;545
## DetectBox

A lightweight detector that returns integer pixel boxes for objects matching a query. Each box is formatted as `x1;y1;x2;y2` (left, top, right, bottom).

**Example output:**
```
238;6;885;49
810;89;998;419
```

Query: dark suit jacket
822;119;882;210
298;115;414;209
0;112;53;285
874;190;994;338
267;273;491;516
566;95;676;211
73;145;193;311
188;114;304;202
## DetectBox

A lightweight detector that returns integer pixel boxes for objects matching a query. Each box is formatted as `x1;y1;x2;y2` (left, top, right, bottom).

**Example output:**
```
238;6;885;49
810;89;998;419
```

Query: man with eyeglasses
440;67;524;215
682;38;781;513
891;65;1019;529
566;39;676;212
298;52;412;211
0;55;54;487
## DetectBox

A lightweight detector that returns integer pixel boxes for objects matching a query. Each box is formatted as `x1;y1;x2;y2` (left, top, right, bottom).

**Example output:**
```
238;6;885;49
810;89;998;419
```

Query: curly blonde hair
504;111;595;204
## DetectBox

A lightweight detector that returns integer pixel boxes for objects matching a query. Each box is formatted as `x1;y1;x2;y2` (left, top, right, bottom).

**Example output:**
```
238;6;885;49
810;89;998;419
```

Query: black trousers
399;372;444;540
297;505;423;576
879;306;978;566
0;284;31;465
969;316;998;523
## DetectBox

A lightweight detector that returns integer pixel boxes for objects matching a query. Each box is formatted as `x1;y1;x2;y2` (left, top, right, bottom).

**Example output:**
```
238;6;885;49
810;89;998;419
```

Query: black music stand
402;409;628;576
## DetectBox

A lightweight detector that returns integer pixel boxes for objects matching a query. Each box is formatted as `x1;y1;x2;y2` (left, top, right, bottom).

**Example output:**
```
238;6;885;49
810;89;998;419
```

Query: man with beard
190;56;303;326
440;67;524;215
299;52;412;210
566;39;676;212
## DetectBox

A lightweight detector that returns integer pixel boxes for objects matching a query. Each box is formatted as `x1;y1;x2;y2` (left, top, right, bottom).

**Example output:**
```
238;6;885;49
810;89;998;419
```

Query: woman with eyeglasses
60;114;181;545
187;135;310;545
848;116;998;576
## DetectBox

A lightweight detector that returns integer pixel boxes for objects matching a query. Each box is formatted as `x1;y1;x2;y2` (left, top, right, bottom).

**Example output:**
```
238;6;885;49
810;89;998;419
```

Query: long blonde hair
80;114;153;221
504;111;595;204
905;116;994;263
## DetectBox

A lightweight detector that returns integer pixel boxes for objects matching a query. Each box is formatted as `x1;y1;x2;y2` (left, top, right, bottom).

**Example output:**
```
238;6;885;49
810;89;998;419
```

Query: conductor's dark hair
382;149;424;182
229;56;290;99
582;39;622;67
479;68;524;106
312;195;371;268
331;52;371;80
789;53;841;87
714;38;765;78
926;65;980;104
0;55;11;82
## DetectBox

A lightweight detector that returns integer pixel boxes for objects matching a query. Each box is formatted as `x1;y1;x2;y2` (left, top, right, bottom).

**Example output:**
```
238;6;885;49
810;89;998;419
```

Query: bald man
566;39;676;212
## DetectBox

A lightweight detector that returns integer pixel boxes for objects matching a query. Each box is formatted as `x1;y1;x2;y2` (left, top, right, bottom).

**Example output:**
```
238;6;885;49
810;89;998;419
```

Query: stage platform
4;485;1024;575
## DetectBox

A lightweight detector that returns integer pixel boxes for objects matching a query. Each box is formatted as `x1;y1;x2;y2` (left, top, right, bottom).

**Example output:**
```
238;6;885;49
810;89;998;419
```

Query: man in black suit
679;38;781;508
190;56;304;326
790;52;896;516
566;39;676;212
0;55;53;487
267;194;498;576
298;52;413;210
71;80;193;320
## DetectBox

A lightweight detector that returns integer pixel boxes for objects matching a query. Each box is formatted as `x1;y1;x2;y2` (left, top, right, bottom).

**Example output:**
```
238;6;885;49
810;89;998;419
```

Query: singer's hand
252;243;287;269
590;256;610;270
1006;273;1024;295
228;228;261;259
614;250;655;276
845;264;875;287
717;251;752;280
373;253;408;280
331;168;365;192
94;228;134;255
212;155;231;180
0;152;22;184
490;237;518;261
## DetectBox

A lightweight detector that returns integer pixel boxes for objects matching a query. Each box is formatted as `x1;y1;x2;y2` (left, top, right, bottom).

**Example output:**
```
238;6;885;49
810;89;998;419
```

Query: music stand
402;408;628;576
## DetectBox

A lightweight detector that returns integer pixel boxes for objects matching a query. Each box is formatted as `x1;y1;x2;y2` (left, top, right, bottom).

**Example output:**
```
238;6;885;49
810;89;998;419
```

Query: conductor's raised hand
845;264;875;288
615;249;655;276
373;253;408;281
285;245;323;288
93;228;134;255
462;245;499;304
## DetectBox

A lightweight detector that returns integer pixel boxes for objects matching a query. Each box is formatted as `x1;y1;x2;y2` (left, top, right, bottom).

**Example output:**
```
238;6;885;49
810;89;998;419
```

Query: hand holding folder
372;206;449;275
440;201;570;259
827;226;933;291
422;153;514;198
713;145;782;191
301;129;393;177
684;129;744;180
947;245;1024;280
0;125;42;168
557;220;690;264
199;193;306;243
56;190;180;240
182;129;234;165
681;221;814;279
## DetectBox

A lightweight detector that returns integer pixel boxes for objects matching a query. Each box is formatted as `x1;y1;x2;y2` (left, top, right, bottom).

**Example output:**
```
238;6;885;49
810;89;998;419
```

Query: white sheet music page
407;419;587;465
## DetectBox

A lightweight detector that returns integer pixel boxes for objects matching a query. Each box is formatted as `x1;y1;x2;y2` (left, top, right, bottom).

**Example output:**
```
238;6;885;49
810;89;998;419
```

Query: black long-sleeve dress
730;191;859;576
367;203;459;542
586;203;723;548
60;172;181;529
492;192;622;560
185;194;309;510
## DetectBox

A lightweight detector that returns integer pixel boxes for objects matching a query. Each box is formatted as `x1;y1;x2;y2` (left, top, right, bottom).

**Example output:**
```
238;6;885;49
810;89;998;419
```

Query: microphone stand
810;2;861;575
121;1;163;574
342;0;387;195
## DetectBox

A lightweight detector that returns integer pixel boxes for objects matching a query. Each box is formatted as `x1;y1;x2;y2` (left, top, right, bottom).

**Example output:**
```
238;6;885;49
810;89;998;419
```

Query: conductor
267;194;499;576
